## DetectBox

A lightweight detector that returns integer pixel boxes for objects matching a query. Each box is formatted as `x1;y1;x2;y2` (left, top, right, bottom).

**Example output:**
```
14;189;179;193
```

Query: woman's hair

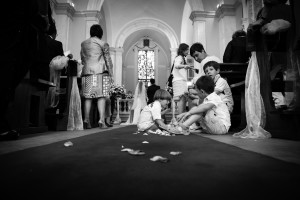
203;61;220;72
153;89;172;101
195;76;215;94
190;42;205;56
90;24;103;39
177;43;189;57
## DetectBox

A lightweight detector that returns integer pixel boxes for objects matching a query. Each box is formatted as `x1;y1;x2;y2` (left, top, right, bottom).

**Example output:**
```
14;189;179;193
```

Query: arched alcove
114;18;179;50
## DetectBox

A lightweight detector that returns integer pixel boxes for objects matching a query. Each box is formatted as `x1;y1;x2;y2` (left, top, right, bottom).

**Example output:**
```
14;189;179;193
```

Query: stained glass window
138;50;154;86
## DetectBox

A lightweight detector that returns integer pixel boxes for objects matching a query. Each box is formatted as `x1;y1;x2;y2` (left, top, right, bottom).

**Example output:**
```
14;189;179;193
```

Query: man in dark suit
147;78;160;104
30;19;64;83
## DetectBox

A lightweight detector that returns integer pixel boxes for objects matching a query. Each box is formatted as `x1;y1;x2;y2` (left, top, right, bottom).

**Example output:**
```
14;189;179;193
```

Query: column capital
189;11;215;21
215;4;236;19
74;10;103;22
114;48;124;54
53;2;76;19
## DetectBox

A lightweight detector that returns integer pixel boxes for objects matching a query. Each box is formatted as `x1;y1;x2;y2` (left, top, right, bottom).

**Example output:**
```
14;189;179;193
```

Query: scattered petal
128;150;145;156
142;141;149;144
143;133;148;135
147;130;156;134
121;145;124;148
121;148;134;152
150;156;169;163
170;151;182;155
64;141;73;147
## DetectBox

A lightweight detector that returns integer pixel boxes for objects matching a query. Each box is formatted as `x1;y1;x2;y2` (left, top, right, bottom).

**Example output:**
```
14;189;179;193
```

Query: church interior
1;0;300;199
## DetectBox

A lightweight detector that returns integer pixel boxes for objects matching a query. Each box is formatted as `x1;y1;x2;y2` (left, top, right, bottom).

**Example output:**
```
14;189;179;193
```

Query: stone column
189;11;208;49
114;48;124;86
215;4;237;61
52;1;75;51
241;0;249;30
168;48;178;75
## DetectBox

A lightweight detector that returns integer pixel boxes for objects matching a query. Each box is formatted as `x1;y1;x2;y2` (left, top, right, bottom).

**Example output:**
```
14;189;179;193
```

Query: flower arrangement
109;84;126;98
125;92;133;99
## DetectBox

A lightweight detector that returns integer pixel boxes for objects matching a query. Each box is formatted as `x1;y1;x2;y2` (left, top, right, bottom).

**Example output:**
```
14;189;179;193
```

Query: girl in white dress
123;81;147;125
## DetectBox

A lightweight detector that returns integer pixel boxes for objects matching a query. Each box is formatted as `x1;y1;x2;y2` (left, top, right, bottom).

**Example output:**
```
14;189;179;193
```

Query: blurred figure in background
0;0;50;140
223;29;251;63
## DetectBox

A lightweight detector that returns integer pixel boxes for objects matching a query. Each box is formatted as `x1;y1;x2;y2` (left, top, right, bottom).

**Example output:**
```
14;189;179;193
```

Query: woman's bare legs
83;98;92;129
84;98;92;123
97;97;107;128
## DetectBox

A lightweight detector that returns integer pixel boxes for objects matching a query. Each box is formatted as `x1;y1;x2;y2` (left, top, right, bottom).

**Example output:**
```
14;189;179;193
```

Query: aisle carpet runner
0;125;299;199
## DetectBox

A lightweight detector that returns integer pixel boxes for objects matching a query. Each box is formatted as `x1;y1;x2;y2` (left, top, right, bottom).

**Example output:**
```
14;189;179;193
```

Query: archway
115;17;179;50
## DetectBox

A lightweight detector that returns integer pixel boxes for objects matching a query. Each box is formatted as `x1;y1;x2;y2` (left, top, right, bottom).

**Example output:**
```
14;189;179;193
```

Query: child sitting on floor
203;61;234;113
137;89;174;133
175;75;231;135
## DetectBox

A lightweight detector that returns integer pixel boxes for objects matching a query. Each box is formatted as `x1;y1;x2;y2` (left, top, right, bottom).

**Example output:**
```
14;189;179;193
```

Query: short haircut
150;78;155;84
177;43;189;57
232;30;246;38
190;43;205;56
90;24;103;39
153;89;172;101
195;76;215;94
203;61;220;72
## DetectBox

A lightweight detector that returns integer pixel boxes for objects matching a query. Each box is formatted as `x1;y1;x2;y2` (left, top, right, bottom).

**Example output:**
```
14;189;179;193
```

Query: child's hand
177;112;191;122
176;112;186;122
184;90;189;95
161;108;170;115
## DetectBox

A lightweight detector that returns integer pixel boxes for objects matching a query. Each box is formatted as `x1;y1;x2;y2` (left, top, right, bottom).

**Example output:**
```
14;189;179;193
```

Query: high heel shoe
83;122;92;129
98;121;108;129
105;119;113;127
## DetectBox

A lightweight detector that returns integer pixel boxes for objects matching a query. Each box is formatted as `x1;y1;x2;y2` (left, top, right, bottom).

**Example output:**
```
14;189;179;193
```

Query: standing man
147;78;160;104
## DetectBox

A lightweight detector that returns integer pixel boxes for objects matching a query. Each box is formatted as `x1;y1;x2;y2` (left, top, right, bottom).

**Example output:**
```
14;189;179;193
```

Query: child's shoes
189;123;203;133
172;123;190;136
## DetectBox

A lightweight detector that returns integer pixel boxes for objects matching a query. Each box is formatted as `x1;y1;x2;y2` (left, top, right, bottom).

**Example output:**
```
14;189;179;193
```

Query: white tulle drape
67;76;83;131
47;56;69;108
233;52;271;139
46;56;83;131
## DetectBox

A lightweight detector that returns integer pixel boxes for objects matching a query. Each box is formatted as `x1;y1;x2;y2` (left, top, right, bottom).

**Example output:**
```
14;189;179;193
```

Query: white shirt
172;56;188;82
214;75;234;113
138;101;162;127
203;92;231;131
192;56;221;85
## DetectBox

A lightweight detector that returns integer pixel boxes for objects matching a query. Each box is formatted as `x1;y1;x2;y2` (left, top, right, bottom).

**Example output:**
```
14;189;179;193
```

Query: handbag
166;62;175;96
